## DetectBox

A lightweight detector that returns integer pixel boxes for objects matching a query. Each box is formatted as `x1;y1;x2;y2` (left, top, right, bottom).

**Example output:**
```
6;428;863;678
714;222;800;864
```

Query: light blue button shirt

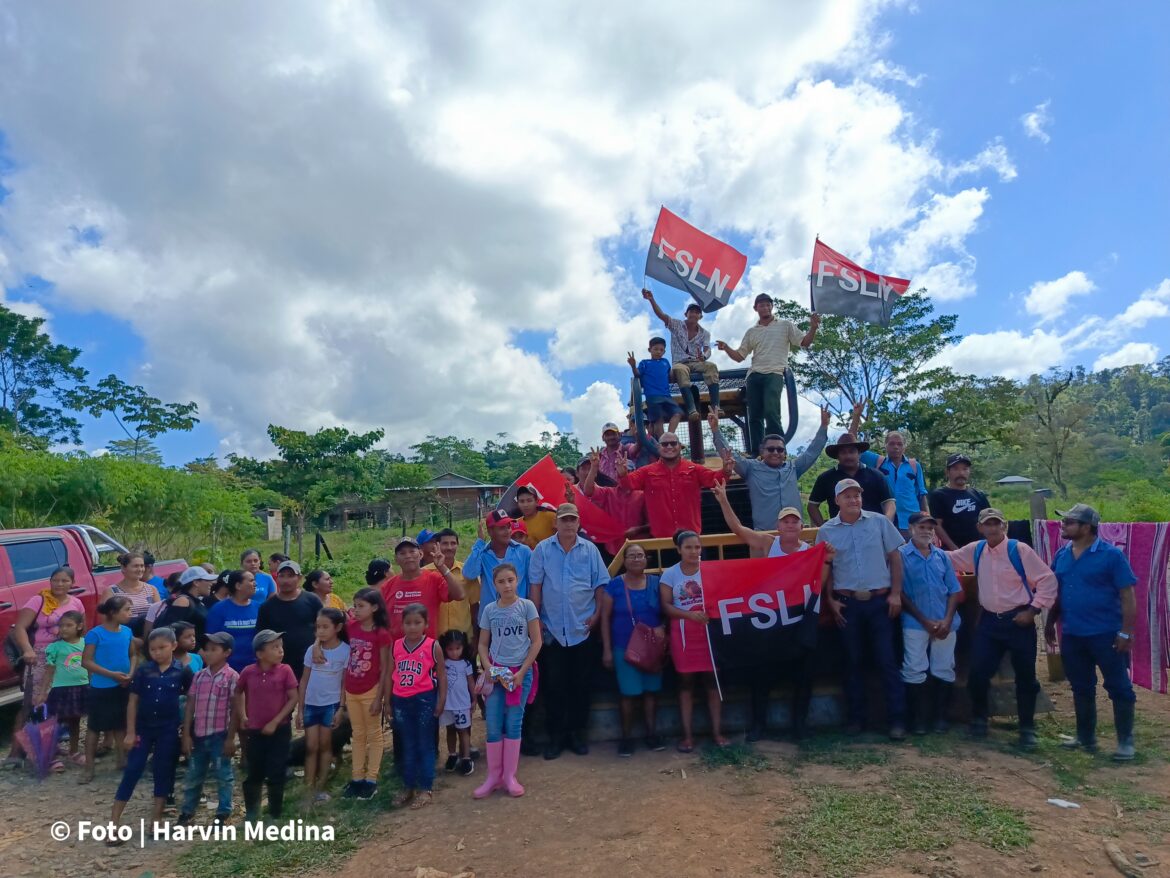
815;510;904;592
861;451;927;530
529;534;608;647
463;539;533;603
898;542;962;631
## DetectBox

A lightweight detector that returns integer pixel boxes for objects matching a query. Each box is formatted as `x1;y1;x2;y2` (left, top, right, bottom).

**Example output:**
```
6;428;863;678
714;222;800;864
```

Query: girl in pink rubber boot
474;564;541;798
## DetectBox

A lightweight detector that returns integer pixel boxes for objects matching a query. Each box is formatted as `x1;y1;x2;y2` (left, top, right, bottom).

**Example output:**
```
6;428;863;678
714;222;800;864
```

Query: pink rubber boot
473;741;503;799
501;737;525;797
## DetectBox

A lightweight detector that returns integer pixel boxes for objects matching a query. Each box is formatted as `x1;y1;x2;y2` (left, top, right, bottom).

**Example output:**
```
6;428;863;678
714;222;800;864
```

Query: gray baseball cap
252;629;284;651
1057;503;1101;526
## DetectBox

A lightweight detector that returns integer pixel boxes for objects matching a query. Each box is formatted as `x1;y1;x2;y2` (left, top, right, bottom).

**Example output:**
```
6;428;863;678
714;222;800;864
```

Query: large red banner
700;544;826;669
645;207;747;313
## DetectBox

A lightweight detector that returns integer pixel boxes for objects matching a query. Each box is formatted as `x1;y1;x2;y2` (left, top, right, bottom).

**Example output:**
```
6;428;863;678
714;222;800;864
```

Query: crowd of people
0;290;1142;834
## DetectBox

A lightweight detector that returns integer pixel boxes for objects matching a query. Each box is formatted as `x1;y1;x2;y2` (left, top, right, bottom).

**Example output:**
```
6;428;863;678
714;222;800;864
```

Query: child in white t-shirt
438;629;475;777
297;608;350;805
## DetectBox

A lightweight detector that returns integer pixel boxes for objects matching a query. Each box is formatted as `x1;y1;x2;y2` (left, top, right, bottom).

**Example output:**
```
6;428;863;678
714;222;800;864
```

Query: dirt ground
1;675;1168;878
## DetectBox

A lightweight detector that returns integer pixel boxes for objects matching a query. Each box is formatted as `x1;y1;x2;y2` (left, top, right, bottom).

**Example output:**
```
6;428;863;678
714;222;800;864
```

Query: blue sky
0;1;1166;466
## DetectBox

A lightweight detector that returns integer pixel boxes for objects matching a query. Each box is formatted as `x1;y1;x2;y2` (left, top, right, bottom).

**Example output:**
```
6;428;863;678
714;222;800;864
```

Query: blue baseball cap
415;528;438;545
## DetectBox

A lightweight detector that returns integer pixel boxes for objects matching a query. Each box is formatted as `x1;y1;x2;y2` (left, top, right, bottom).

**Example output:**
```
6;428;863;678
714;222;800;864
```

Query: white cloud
1023;270;1095;321
1117;278;1170;329
1093;342;1160;372
913;261;976;301
945;138;1017;183
935;327;1075;380
0;1;1012;456
1021;100;1052;143
866;60;924;88
567;381;628;450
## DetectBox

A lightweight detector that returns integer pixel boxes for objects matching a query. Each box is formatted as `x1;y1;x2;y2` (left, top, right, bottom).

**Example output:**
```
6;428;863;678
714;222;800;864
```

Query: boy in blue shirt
627;338;681;436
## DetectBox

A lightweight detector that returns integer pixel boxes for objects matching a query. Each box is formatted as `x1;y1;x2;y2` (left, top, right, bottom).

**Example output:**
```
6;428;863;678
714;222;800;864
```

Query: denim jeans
182;732;234;817
1061;633;1136;704
392;688;438;791
116;722;180;802
484;668;534;742
967;611;1039;727
745;371;786;452
838;593;904;725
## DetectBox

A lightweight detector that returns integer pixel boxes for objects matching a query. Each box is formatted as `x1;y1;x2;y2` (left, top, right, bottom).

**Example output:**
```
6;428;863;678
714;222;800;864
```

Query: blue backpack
972;539;1029;591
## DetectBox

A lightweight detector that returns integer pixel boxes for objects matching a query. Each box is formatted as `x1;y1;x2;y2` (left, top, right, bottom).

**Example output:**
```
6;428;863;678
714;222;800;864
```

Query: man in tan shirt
716;293;820;451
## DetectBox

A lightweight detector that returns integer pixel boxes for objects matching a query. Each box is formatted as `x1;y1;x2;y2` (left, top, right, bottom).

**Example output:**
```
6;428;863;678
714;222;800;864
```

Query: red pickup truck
0;525;186;705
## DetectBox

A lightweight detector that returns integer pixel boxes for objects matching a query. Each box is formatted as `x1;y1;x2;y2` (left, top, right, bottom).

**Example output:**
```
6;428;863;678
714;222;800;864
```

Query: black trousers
243;724;291;820
540;635;600;742
747;653;815;732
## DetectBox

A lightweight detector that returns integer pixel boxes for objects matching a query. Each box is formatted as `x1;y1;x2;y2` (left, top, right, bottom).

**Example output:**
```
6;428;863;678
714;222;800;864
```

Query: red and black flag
645;206;747;313
497;455;628;546
810;239;911;326
701;544;826;671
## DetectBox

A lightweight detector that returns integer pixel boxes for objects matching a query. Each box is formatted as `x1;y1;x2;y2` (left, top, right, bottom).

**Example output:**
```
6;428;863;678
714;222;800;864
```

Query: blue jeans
838;593;904;725
392;688;438;791
182;732;234;817
484;668;534;742
116;722;179;802
1061;633;1135;704
968;610;1039;726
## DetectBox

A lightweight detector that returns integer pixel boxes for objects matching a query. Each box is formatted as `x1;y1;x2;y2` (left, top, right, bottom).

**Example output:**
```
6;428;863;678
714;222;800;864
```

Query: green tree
0;305;87;444
107;437;164;465
228;425;385;550
410;435;492;481
883;375;1023;485
71;374;199;462
1015;370;1094;498
775;292;961;424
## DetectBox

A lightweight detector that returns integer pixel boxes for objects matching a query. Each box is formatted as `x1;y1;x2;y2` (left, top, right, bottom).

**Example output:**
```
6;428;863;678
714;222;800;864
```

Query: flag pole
705;626;724;702
809;235;819;313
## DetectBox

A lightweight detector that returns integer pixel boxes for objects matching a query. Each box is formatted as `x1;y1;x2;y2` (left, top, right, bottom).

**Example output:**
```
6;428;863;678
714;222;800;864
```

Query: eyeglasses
1061;518;1083;526
762;446;785;453
659;440;680;447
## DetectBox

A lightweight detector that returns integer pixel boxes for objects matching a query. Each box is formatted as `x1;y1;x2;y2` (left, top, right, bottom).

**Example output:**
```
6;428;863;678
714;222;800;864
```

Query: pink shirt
22;595;85;650
237;662;298;730
345;619;391;695
391;636;437;698
948;539;1057;613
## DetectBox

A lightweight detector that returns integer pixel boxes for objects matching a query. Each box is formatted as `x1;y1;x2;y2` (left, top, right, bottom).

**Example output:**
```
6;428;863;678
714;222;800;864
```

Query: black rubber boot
1112;700;1136;762
930;679;953;733
707;383;720;415
906;683;928;736
1061;694;1098;752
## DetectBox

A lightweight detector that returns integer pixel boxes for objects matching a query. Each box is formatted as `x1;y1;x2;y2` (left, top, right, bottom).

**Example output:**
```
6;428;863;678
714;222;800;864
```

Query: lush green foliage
0;439;267;557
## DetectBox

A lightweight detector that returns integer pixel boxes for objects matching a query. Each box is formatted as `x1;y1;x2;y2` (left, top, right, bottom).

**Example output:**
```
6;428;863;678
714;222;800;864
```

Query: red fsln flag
700;544;826;669
645;206;747;313
810;239;911;326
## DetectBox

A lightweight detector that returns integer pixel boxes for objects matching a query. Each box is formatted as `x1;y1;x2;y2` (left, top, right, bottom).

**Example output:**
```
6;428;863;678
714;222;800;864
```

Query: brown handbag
621;579;666;673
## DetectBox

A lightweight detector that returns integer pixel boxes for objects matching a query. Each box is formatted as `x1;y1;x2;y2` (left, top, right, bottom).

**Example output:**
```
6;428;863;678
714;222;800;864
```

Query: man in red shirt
380;537;466;639
617;432;731;537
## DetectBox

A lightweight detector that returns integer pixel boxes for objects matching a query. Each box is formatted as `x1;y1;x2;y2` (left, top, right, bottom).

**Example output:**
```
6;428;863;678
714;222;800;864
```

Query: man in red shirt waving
381;537;466;639
618;432;732;537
